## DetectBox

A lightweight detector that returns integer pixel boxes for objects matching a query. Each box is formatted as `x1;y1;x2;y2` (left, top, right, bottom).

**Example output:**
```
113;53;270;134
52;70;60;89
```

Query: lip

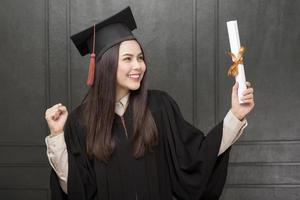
129;73;141;76
128;73;142;81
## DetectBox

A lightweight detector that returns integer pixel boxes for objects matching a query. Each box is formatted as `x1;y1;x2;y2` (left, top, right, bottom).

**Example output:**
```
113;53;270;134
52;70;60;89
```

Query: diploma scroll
226;20;247;104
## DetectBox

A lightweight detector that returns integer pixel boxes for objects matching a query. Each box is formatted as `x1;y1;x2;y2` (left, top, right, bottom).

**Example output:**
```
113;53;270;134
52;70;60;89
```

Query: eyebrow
122;53;143;57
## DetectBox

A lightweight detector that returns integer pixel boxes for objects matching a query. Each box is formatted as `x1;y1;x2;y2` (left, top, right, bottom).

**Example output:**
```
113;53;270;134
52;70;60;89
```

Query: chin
128;83;141;91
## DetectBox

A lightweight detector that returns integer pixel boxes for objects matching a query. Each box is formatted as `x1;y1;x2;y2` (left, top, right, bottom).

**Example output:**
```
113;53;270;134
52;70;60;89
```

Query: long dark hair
79;40;158;163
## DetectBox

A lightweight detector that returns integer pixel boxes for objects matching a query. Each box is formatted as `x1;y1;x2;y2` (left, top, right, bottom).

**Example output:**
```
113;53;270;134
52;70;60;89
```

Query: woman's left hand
231;81;255;120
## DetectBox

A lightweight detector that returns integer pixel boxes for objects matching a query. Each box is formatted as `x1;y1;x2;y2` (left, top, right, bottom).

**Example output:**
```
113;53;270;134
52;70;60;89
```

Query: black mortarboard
70;6;137;86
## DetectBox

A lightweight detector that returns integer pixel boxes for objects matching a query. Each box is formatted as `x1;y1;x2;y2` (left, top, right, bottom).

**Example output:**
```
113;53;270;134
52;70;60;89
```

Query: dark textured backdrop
0;0;299;199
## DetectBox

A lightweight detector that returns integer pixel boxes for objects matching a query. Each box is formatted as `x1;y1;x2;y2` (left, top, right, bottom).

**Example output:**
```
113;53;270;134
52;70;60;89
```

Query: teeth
129;74;140;78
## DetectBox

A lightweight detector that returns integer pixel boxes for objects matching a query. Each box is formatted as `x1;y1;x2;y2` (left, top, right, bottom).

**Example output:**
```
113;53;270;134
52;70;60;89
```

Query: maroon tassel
87;53;95;86
86;24;96;86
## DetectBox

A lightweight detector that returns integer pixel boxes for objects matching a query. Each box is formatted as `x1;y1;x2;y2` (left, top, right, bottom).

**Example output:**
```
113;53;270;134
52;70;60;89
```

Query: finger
51;110;62;121
51;116;59;121
46;107;62;121
241;94;253;100
242;99;254;104
58;106;68;114
51;103;64;112
245;81;251;87
243;88;254;95
242;89;253;96
58;105;66;110
51;103;62;110
243;92;253;98
232;82;238;94
45;103;62;115
45;109;57;120
46;106;61;117
54;109;63;118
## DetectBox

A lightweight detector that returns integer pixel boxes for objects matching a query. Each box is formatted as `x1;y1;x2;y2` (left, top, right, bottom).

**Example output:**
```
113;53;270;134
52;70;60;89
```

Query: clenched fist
44;103;68;137
231;81;255;120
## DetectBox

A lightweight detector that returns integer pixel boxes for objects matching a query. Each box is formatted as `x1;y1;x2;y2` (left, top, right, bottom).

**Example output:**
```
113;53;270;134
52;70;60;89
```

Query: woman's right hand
45;103;68;137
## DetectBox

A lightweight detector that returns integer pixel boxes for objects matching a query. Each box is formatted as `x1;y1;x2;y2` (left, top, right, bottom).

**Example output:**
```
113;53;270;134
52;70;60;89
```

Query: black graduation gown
50;90;230;200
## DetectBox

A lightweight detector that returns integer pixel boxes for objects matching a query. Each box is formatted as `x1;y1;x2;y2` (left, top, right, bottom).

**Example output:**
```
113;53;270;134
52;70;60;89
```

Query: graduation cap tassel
87;24;96;86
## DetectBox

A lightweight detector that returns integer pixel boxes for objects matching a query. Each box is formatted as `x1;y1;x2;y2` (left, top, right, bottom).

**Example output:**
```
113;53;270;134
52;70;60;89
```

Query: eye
123;57;131;61
138;55;144;61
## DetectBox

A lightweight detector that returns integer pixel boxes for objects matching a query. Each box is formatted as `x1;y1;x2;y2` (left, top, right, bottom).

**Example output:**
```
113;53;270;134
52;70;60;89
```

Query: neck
116;87;129;102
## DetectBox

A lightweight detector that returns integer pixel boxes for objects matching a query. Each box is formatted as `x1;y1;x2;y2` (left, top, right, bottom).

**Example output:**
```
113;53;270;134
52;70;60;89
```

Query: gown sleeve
49;108;97;200
159;91;230;200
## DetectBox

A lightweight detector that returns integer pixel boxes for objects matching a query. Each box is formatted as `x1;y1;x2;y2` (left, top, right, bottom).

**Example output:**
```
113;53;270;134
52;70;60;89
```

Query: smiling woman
44;6;254;200
79;37;158;165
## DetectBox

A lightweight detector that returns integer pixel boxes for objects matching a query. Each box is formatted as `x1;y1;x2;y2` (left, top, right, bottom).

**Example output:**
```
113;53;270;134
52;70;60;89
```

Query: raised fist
44;103;68;136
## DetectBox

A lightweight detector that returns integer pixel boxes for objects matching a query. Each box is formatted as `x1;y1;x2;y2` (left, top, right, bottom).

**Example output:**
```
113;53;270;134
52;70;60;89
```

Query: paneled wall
0;0;299;199
0;0;50;199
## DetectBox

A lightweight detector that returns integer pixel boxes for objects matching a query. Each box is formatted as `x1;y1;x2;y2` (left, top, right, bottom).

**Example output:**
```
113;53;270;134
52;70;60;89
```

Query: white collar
115;93;130;116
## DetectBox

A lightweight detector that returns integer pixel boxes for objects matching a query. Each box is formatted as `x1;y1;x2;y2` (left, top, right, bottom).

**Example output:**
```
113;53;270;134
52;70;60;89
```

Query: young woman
44;7;254;200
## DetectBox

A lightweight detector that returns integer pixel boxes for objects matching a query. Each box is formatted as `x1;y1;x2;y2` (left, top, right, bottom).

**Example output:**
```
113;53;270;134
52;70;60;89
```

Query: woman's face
116;40;146;95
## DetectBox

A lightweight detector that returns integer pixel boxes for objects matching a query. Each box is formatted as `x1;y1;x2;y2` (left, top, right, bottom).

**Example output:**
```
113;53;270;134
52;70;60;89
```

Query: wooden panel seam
229;162;300;166
214;0;220;124
192;0;198;125
0;143;45;146
236;140;300;145
0;188;49;190
67;0;71;109
44;0;50;140
225;184;300;188
0;163;49;167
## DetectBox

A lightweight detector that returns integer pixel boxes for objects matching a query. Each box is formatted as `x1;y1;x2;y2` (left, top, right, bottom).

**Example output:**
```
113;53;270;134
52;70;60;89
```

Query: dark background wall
0;0;299;199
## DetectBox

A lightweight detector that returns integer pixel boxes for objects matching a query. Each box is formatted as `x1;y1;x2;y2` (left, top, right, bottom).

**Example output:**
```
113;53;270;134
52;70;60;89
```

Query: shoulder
147;89;172;99
67;105;80;122
66;104;86;129
147;89;178;112
64;105;86;144
63;105;86;153
147;89;165;98
147;89;170;103
147;89;177;103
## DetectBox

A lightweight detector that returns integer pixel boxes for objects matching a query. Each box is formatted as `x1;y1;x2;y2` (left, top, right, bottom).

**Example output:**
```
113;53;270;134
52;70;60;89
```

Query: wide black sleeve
49;109;97;200
159;91;230;200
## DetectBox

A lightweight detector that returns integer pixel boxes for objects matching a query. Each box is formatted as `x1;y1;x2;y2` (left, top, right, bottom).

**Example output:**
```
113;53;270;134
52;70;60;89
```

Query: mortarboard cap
70;6;137;86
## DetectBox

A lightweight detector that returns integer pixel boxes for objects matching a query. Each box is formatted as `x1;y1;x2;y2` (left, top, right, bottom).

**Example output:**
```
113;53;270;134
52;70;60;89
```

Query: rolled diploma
227;20;247;104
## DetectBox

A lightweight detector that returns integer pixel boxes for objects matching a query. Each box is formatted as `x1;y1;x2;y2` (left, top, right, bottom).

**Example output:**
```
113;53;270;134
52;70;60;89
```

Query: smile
128;74;141;81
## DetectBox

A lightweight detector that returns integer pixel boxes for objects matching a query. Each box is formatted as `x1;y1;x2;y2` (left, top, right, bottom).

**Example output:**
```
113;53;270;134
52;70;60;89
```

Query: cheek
117;63;130;81
142;63;146;72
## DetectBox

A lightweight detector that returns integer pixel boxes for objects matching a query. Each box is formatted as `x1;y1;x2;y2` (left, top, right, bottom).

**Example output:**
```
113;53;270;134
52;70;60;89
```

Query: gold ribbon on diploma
227;46;245;77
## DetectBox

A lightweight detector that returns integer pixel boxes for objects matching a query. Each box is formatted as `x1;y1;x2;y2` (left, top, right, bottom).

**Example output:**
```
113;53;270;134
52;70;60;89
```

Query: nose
132;59;142;70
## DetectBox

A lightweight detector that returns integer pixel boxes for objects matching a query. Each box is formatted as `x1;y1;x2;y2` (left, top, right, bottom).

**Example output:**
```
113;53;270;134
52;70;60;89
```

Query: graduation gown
50;90;230;200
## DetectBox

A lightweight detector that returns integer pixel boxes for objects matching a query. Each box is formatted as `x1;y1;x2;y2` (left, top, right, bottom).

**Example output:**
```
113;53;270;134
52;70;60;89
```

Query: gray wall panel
49;0;69;106
0;0;50;199
0;189;48;200
221;187;300;200
0;146;47;164
196;0;217;132
227;164;300;184
230;142;300;163
0;166;49;188
0;0;47;144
